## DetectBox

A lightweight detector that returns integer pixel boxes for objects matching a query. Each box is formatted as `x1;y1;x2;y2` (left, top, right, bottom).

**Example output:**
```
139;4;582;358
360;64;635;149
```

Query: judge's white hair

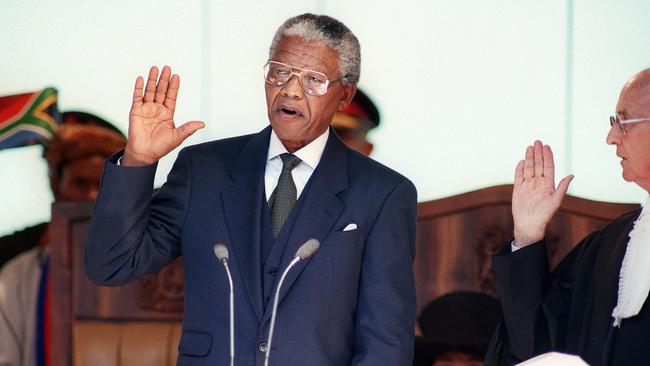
269;14;361;85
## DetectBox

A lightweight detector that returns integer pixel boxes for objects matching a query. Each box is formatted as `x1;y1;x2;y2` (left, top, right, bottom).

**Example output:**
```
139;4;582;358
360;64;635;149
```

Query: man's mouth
277;105;304;119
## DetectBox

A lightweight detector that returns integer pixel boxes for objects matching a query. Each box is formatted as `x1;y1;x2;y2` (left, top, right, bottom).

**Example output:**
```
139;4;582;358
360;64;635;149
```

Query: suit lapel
261;129;349;325
222;127;272;321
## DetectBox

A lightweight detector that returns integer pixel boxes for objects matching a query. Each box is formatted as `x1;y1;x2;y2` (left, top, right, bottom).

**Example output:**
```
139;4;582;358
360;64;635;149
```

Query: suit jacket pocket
322;228;362;247
178;330;212;356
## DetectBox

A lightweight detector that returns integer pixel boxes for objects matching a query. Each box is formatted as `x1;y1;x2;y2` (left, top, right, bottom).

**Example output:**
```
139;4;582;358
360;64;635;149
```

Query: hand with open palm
122;66;205;166
512;140;574;246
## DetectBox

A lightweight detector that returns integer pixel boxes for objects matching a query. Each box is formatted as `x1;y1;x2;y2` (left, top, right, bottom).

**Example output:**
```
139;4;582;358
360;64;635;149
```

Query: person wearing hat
0;119;126;365
0;111;125;268
414;292;502;366
331;88;379;156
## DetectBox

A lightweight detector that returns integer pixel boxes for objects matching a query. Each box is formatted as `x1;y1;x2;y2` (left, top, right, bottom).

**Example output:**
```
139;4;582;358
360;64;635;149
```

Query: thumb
176;120;205;141
554;174;574;199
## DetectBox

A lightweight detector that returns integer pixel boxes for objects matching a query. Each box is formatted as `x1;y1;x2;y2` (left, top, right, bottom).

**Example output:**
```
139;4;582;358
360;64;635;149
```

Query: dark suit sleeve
85;149;191;286
351;179;418;366
486;231;599;365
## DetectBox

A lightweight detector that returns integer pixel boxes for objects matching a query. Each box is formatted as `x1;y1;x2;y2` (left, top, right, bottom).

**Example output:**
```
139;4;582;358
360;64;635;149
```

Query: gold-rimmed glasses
263;61;343;96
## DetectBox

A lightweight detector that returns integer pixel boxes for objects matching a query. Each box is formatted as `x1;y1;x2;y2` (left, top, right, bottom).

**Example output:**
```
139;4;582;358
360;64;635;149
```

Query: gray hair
269;14;361;85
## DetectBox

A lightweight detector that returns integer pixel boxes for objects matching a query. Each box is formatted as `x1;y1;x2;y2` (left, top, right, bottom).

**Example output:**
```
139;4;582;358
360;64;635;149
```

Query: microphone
264;239;320;366
213;243;235;366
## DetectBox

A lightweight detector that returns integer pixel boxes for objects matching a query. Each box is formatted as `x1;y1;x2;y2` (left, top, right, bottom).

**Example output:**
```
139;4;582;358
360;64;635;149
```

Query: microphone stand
264;239;320;366
264;257;301;366
224;259;234;366
214;243;235;366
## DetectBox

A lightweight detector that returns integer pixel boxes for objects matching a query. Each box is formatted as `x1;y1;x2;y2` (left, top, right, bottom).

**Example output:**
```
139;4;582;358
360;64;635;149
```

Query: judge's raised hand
512;140;574;247
122;66;205;166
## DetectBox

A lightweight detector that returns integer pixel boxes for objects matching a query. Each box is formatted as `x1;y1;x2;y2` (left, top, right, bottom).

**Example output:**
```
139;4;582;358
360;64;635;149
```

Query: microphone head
296;239;320;260
213;243;229;262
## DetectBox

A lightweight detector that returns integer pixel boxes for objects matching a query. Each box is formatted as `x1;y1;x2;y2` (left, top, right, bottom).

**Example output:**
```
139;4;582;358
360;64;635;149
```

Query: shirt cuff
511;240;521;252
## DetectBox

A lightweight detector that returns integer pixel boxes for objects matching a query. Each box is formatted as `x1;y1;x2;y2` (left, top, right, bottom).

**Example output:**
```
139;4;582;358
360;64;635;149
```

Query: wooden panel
49;202;185;366
414;184;639;314
50;202;87;366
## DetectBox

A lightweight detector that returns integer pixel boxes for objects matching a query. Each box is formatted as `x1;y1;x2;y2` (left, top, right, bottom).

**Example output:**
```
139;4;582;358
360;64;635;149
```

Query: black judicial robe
486;208;650;366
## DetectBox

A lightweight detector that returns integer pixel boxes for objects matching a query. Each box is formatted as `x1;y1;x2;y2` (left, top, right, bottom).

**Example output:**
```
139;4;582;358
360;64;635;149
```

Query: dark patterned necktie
270;153;302;238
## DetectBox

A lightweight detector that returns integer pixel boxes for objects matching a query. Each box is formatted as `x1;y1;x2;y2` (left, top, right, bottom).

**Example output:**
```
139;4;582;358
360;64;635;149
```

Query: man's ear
362;141;373;156
337;84;357;111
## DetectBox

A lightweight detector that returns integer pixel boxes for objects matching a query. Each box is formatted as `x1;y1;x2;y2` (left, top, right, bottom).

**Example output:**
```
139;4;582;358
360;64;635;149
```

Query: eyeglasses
263;61;343;96
609;114;650;136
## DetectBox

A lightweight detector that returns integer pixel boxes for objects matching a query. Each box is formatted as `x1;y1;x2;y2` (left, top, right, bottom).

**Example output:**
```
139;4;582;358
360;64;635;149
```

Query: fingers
140;65;178;110
534;140;544;177
164;74;180;111
543;144;555;180
132;76;144;105
523;140;555;180
143;66;159;102
523;145;534;179
514;160;524;185
555;174;574;198
175;120;205;141
154;66;172;104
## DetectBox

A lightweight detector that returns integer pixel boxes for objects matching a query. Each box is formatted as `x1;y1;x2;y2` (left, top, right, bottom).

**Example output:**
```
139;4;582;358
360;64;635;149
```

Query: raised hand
512;140;574;246
122;66;205;166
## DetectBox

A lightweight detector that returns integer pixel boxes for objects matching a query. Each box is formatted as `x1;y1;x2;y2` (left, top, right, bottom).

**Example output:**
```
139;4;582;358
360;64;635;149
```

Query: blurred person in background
414;292;502;366
0;118;126;366
331;88;379;157
0;111;124;268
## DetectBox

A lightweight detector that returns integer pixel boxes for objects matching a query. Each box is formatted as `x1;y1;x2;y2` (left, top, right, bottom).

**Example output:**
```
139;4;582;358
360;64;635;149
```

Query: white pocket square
343;223;357;231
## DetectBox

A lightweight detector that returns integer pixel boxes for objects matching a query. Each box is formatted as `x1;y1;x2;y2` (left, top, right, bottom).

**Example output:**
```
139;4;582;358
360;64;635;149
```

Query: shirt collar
267;128;329;169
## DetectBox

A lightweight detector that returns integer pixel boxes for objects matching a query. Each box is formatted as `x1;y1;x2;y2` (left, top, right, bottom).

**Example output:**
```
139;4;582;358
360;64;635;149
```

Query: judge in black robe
486;208;650;366
486;68;650;366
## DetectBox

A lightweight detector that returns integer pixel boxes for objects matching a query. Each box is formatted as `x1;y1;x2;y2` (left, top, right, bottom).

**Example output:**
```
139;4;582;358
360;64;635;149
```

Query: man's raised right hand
512;140;574;247
122;65;205;166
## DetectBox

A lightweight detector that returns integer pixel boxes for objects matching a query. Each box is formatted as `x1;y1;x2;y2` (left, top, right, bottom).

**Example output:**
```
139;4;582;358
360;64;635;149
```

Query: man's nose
606;125;621;145
281;73;303;99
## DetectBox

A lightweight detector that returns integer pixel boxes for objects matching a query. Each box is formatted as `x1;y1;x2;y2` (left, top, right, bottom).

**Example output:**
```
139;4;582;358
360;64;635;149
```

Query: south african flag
0;88;60;150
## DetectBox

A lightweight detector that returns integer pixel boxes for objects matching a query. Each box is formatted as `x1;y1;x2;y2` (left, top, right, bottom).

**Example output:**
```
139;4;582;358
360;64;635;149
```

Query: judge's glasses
263;61;344;97
609;114;650;136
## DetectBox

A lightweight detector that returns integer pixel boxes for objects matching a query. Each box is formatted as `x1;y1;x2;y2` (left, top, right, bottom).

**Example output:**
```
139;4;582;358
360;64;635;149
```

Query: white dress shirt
264;128;329;201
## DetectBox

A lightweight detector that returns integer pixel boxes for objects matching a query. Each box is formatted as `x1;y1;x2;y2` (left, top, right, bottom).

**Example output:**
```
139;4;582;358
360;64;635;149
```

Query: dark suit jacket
85;126;417;365
486;208;650;366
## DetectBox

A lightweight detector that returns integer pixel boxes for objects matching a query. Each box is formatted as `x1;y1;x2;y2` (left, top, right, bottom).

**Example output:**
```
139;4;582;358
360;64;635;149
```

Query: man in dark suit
85;14;417;365
486;68;650;365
